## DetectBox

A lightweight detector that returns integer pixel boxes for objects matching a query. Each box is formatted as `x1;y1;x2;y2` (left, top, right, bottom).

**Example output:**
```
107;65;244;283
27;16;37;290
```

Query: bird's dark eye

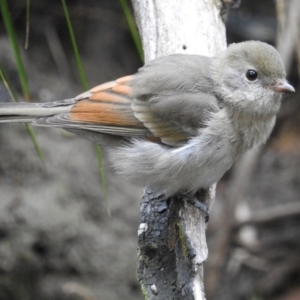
246;69;258;81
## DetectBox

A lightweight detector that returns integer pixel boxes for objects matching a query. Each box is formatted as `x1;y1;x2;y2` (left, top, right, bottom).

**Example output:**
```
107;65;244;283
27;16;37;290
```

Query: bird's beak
270;80;295;94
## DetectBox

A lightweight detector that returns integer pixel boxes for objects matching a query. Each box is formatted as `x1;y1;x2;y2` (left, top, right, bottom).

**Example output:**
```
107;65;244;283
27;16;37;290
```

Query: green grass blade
0;62;18;101
61;0;108;210
25;123;45;162
96;145;109;216
25;0;30;49
0;1;44;163
0;0;30;99
0;64;45;163
119;0;144;62
61;0;88;90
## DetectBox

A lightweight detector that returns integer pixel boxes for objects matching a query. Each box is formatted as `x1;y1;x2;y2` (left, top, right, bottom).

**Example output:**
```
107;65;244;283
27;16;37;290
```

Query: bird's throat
226;106;276;150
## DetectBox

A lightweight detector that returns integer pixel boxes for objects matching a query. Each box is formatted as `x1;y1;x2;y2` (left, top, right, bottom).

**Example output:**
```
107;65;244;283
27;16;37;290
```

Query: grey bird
0;41;295;199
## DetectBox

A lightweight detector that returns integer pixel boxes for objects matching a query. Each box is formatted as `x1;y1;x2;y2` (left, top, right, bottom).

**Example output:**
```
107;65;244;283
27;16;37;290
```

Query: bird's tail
0;102;71;123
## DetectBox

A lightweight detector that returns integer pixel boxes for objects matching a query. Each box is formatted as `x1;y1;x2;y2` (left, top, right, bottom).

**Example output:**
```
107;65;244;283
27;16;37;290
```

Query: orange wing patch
111;85;133;95
116;75;134;85
90;81;118;93
70;74;144;128
89;75;134;93
70;100;143;127
89;92;131;103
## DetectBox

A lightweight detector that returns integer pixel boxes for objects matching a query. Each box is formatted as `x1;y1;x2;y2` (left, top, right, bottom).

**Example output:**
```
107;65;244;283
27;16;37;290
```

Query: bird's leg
144;188;166;201
182;190;210;222
143;188;171;214
144;188;210;221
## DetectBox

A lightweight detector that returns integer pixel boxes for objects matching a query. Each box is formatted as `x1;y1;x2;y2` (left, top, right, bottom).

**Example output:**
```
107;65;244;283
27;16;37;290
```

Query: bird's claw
182;193;210;222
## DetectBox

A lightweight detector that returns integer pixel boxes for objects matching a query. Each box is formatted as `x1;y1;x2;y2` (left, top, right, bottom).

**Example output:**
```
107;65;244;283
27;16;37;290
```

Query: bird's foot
182;193;210;222
144;188;210;222
144;188;166;201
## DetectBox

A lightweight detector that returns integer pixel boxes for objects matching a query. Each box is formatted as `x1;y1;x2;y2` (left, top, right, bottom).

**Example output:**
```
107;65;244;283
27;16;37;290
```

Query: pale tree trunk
131;1;227;299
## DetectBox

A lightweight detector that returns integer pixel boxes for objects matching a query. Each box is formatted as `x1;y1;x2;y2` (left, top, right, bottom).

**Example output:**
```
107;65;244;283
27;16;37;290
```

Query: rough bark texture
137;189;214;300
131;0;226;299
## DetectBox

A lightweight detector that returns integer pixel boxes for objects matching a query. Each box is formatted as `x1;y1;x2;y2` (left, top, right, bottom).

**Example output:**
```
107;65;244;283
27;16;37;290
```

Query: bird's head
212;41;295;116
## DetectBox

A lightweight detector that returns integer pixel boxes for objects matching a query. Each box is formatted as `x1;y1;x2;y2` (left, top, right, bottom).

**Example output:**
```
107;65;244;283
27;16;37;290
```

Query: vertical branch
131;0;227;299
276;0;300;74
132;0;226;62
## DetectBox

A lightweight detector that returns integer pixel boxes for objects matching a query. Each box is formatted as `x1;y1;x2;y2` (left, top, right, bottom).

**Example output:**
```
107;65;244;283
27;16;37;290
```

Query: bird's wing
35;54;220;146
129;54;220;145
34;78;148;138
